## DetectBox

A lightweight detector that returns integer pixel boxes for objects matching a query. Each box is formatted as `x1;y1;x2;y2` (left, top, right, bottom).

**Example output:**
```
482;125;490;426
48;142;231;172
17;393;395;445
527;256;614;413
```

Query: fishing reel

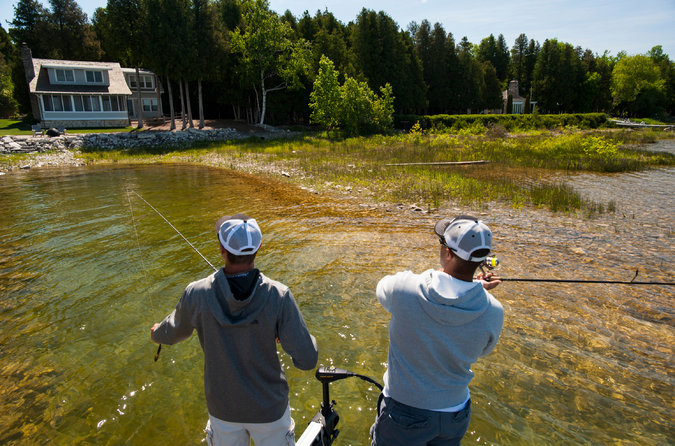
482;256;500;270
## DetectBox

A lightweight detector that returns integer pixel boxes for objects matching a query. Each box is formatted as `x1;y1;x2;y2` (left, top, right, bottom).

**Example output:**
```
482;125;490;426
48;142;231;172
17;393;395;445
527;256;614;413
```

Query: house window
43;95;73;112
43;95;53;111
142;99;158;112
129;75;154;89
80;95;101;111
55;69;75;83
90;96;101;111
102;96;112;111
62;95;73;111
74;96;84;111
85;70;104;83
142;76;154;89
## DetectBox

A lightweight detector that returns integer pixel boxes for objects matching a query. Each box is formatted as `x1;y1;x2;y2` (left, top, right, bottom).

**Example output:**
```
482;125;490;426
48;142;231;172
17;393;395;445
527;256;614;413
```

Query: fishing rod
480;257;675;286
127;189;218;361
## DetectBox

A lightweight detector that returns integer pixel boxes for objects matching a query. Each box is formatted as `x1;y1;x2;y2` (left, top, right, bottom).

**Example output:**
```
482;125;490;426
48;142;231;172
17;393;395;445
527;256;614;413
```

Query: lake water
0;151;673;445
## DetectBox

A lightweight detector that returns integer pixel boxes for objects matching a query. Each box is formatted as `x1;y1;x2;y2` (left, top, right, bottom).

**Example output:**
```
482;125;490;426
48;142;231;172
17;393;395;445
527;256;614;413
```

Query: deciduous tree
309;55;394;135
230;0;311;125
611;54;666;116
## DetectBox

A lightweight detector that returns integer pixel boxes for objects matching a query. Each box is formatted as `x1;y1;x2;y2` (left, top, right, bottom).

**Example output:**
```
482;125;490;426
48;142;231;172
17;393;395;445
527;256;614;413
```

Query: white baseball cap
215;214;262;255
434;215;492;262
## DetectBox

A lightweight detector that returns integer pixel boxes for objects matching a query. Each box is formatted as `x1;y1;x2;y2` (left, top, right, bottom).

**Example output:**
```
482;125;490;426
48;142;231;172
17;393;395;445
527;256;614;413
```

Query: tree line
1;0;673;127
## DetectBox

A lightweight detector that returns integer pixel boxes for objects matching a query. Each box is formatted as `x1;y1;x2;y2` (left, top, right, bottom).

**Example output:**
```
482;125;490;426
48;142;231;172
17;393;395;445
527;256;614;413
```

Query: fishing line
127;189;218;362
128;190;218;272
126;188;150;281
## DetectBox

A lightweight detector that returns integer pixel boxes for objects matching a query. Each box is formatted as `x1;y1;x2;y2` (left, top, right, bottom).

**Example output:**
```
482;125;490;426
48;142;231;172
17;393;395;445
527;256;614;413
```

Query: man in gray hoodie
370;215;503;446
151;214;318;446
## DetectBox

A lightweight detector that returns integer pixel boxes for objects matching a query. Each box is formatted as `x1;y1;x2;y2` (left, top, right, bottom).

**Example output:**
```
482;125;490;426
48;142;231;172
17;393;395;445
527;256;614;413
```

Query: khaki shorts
205;405;295;446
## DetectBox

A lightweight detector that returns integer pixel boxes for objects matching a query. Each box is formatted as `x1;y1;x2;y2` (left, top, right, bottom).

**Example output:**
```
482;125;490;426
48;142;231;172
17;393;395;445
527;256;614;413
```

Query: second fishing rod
479;256;675;286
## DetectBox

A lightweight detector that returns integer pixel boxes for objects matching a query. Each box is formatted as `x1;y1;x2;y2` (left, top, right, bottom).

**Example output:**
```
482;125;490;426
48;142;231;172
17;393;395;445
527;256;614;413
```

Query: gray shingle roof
29;58;133;95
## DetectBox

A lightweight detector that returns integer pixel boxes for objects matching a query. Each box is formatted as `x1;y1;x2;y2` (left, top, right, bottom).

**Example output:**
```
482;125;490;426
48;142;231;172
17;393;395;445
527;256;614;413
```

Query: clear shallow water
0;161;673;445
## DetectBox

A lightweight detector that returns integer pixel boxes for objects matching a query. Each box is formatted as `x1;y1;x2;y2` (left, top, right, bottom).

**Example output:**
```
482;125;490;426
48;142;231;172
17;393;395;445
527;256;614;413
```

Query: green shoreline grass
67;128;675;217
0;118;134;135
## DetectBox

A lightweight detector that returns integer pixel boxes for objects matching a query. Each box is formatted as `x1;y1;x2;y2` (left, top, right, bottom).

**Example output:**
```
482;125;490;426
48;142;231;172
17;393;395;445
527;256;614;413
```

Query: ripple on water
0;163;673;445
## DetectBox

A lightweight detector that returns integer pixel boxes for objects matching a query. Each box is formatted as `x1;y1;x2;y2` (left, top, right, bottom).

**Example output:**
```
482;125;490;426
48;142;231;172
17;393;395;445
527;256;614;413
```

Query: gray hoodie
377;269;503;409
152;268;318;423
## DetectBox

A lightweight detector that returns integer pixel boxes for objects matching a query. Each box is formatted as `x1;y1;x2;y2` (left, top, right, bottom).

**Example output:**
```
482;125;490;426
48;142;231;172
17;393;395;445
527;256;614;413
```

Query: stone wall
42;119;131;129
0;127;287;154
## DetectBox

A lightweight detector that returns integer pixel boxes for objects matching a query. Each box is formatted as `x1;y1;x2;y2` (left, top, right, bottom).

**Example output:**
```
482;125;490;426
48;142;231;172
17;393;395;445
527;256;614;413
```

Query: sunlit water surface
0;153;672;445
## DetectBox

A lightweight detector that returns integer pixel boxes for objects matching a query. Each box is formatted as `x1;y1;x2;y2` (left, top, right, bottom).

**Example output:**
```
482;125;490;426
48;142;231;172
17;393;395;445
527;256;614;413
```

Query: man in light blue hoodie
151;214;318;446
370;215;503;446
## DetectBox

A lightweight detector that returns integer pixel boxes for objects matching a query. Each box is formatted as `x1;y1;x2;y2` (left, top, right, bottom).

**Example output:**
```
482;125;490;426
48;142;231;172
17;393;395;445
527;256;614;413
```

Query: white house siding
38;93;129;128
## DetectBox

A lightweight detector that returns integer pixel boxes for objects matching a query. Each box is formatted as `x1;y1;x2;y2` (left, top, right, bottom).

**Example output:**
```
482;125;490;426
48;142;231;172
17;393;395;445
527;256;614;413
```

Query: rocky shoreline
0;126;294;173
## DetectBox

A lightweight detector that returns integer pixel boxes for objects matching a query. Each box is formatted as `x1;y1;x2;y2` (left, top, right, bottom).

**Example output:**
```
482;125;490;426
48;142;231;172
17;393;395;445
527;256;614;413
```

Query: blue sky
2;0;674;57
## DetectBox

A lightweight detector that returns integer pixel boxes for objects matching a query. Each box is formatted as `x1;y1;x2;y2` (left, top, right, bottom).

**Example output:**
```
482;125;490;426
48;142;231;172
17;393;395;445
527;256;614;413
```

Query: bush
392;113;609;133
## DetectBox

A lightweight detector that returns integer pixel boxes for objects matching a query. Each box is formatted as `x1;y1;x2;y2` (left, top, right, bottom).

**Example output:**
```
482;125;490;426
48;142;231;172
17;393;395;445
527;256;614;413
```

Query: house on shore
503;80;537;114
21;44;163;129
122;68;164;121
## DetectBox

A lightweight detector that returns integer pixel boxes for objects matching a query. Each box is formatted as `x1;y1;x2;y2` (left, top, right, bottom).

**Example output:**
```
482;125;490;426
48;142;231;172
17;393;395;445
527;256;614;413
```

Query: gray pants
370;395;471;446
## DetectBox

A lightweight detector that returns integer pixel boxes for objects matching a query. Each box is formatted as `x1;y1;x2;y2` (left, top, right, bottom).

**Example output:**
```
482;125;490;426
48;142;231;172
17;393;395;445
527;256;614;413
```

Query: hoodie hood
207;269;269;326
419;269;490;326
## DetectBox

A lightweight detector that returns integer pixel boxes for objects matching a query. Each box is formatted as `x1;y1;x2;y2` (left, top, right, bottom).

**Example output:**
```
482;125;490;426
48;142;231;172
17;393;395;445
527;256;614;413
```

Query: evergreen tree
480;61;503;111
47;0;101;59
495;34;509;82
533;39;581;113
509;33;528;91
9;0;50;56
477;33;509;82
0;26;19;117
190;0;225;128
412;20;432;113
524;38;539;96
95;0;146;127
351;9;425;113
454;36;482;113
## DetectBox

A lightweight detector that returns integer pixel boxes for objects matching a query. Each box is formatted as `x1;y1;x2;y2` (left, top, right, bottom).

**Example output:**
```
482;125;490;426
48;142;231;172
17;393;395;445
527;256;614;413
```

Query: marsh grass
76;129;674;215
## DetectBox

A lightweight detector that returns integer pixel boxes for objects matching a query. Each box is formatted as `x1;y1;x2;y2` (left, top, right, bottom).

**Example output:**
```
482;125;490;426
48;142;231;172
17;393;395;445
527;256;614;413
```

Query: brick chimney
508;80;520;98
21;43;35;82
21;43;42;123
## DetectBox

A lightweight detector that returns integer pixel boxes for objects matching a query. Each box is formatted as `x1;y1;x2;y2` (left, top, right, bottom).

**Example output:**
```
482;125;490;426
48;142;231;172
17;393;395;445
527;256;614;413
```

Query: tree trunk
184;79;194;128
198;79;204;129
259;71;266;125
179;79;186;130
167;76;176;131
135;67;144;129
155;74;162;120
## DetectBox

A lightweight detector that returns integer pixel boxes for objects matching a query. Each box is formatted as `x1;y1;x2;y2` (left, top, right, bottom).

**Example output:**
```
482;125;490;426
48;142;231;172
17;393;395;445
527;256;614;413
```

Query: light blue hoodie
377;269;504;409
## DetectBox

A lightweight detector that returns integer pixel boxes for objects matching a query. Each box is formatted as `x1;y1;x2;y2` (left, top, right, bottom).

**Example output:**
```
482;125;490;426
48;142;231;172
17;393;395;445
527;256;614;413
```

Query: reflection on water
0;160;672;445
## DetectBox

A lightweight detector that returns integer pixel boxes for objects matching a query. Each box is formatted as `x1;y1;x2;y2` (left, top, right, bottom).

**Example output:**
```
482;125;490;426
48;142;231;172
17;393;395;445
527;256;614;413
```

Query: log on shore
385;160;488;166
